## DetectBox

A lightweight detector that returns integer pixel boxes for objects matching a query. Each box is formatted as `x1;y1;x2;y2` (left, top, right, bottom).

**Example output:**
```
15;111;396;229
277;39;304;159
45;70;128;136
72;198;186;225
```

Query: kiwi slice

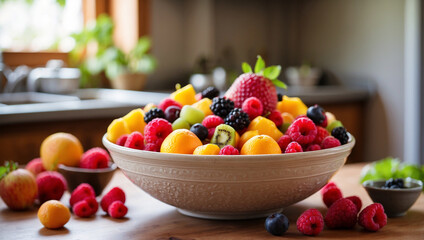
211;124;236;148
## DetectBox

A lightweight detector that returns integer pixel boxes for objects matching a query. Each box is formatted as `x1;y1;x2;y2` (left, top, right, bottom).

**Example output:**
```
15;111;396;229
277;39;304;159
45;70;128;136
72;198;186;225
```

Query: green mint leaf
394;164;422;180
263;66;281;80
242;62;252;73
271;79;287;89
254;55;265;74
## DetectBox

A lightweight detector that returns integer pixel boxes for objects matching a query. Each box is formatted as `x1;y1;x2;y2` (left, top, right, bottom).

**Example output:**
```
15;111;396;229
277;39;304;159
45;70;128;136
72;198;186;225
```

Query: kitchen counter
0;163;422;239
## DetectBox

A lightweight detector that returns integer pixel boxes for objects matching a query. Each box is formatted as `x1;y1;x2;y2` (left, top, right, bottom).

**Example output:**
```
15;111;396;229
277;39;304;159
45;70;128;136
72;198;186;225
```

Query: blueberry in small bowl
363;178;423;217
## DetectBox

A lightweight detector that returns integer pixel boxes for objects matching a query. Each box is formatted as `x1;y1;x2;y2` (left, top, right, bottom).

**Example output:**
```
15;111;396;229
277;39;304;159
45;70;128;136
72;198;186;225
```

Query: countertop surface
0;85;372;125
0;163;422;240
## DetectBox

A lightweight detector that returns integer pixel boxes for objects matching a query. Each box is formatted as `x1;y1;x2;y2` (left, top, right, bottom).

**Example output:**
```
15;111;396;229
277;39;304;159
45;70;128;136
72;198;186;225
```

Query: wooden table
1;163;423;239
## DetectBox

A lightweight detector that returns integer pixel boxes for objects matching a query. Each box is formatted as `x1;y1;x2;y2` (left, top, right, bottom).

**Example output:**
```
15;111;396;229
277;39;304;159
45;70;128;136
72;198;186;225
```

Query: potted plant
69;14;156;90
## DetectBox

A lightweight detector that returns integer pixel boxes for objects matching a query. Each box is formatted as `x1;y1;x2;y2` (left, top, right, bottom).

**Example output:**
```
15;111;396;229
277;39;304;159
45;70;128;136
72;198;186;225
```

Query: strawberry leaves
241;55;287;89
242;62;253;73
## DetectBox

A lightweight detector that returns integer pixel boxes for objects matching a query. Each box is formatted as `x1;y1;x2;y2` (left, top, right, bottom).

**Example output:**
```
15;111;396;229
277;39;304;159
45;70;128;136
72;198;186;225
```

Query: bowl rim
58;163;117;173
102;133;355;161
362;178;423;192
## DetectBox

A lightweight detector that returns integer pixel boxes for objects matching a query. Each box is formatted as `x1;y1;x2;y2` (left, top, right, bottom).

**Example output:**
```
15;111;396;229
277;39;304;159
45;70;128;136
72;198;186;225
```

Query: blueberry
384;178;405;189
306;104;325;125
190;123;208;141
277;93;283;101
165;106;181;123
265;213;289;236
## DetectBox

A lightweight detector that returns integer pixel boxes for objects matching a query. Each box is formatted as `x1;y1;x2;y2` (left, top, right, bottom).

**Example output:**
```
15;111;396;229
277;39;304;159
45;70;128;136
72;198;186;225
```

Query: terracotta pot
111;73;147;91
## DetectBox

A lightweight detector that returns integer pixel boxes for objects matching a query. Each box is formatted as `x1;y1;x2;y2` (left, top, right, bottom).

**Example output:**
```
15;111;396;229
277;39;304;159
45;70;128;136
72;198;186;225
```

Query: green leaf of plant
254;55;265;74
0;166;7;180
394;164;422;180
56;0;66;7
271;79;287;89
263;66;281;80
242;62;252;73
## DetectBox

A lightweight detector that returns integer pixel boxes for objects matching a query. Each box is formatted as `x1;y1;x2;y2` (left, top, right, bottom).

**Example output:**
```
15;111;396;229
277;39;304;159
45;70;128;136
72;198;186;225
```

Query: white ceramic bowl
103;134;355;220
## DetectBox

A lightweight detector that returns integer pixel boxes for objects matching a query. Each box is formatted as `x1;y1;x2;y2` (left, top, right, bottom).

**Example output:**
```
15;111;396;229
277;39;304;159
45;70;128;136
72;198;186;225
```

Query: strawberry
224;56;287;114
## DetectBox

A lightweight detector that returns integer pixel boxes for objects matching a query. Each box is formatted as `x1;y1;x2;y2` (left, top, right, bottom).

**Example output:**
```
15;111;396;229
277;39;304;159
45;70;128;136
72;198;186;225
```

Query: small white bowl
103;134;355;220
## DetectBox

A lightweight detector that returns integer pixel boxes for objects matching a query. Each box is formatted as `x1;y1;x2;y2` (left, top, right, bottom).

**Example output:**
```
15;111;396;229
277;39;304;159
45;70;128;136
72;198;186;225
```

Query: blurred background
0;0;422;167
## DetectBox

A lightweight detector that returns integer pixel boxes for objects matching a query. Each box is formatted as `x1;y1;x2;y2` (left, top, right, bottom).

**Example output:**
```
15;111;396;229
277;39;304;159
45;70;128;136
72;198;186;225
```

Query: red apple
25;158;46;176
0;169;38;210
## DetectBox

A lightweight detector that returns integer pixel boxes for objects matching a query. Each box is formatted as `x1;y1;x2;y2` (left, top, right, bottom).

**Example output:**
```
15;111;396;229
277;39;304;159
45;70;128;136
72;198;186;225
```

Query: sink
0;88;169;125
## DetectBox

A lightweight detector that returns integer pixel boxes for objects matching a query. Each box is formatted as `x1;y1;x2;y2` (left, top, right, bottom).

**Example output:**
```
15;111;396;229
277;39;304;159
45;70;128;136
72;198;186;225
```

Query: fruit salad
106;56;351;155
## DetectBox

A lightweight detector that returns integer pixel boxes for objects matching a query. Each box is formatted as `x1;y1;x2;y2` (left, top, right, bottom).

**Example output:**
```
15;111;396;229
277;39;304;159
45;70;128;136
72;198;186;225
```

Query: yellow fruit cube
123;108;146;133
107;118;131;143
276;95;308;117
247;116;283;141
191;98;213;116
193;144;220;155
170;84;197;106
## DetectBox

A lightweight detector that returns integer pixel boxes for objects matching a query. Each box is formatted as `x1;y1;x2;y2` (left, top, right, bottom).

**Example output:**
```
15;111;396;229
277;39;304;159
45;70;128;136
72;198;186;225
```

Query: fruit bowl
58;163;117;196
103;134;355;220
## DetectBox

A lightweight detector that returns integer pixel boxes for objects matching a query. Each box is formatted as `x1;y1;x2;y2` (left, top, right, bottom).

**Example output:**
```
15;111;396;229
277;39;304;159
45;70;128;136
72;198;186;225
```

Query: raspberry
144;118;173;147
305;144;321;151
324;198;357;229
124;131;145;150
144;108;166;124
287;118;317;145
219;145;240;155
296;209;324;236
73;196;98;217
345;196;362;213
267;110;283;127
108;200;128;218
202;115;224;128
321;182;343;208
313;126;329;145
25;158;45;176
358;203;387;231
224;108;250;131
70;183;95;207
241;97;263;120
285;141;303;153
84;196;99;215
321;136;341;149
116;134;129;146
207;128;216;139
201;86;220;100
36;171;67;204
80;147;110;169
101;187;126;213
73;200;92;218
331;126;349;145
210;97;234;118
144;143;161;152
277;135;292;152
158;98;182;112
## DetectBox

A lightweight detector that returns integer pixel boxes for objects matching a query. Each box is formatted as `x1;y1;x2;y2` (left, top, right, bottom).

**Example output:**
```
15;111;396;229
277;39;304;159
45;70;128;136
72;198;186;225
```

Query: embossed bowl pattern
103;134;355;220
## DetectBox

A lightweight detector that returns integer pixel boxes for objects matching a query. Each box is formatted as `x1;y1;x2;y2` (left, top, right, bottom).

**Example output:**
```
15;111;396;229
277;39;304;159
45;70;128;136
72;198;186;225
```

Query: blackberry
384;178;405;189
224;108;250;131
210;97;234;118
307;104;326;125
277;93;283;101
144;108;165;124
201;86;220;99
331;126;349;145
